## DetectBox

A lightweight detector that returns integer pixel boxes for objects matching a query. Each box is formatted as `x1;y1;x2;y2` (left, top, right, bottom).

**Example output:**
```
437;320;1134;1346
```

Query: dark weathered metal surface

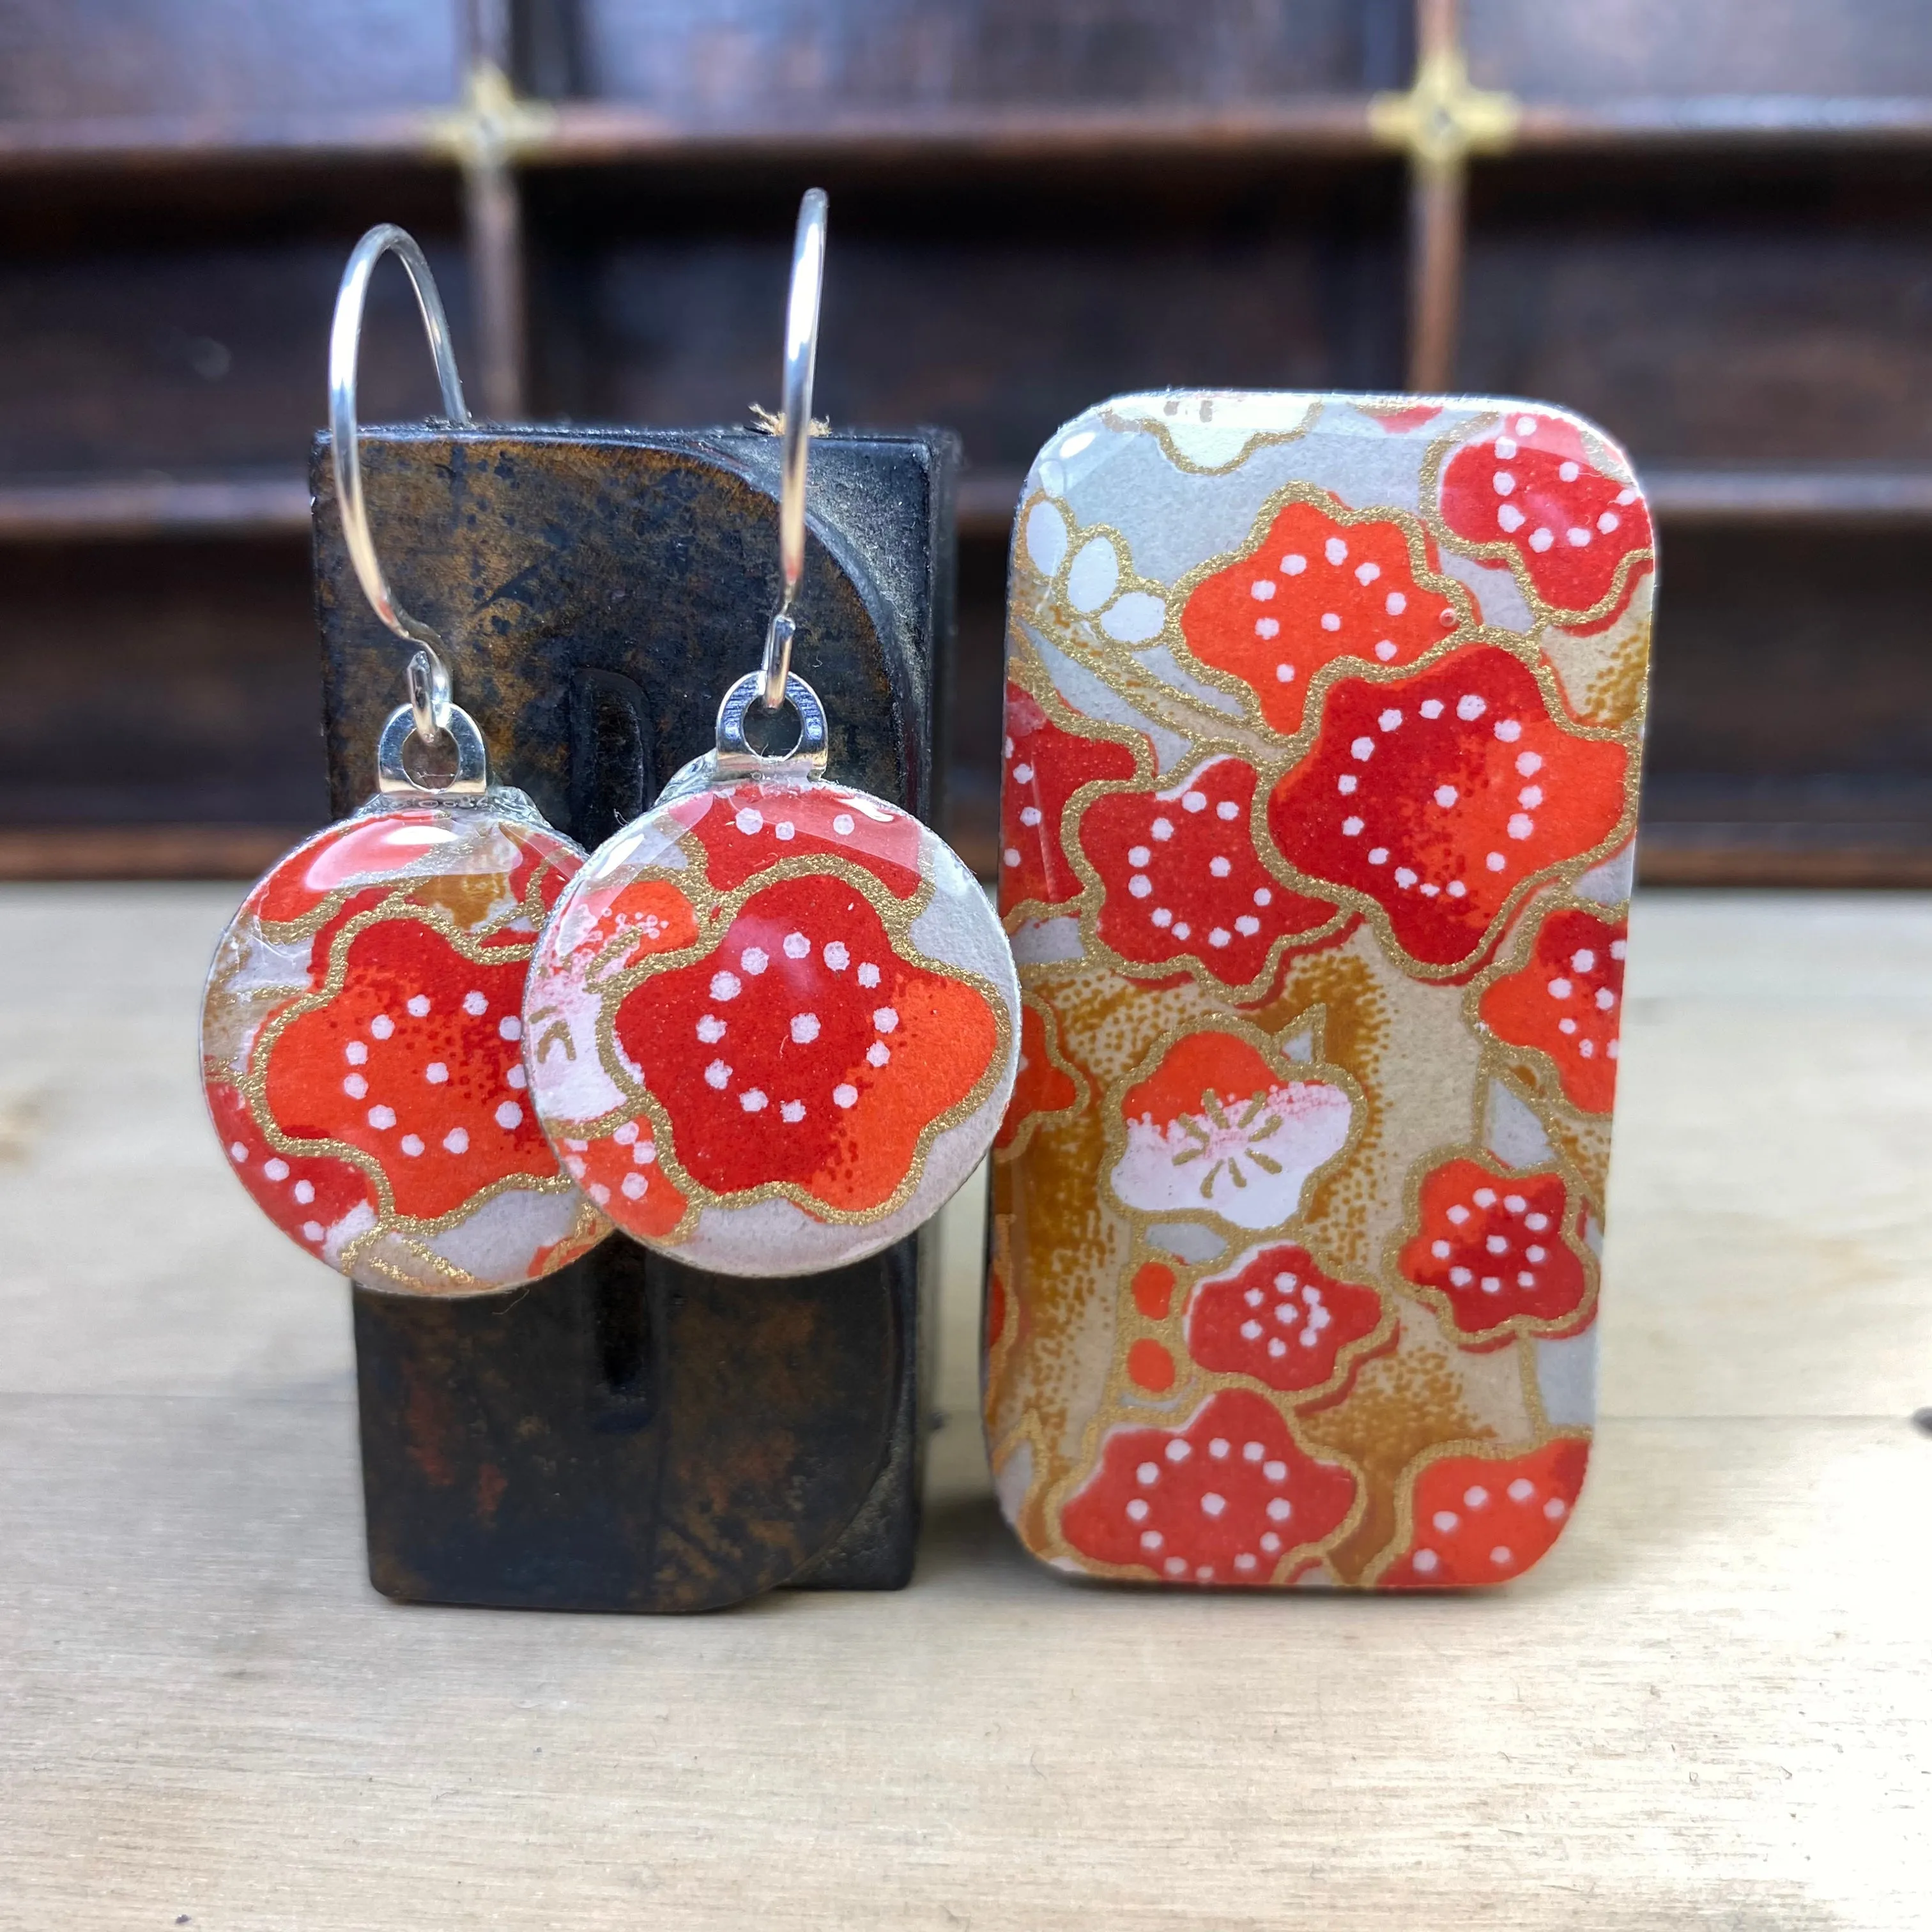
352;1238;907;1614
313;422;959;1611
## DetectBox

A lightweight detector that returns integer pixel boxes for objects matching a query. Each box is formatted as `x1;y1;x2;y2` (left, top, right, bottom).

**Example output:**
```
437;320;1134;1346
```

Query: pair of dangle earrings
201;194;1020;1296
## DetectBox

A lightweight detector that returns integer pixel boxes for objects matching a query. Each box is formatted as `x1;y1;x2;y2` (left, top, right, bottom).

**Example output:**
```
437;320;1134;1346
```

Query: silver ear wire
756;188;827;713
329;224;473;749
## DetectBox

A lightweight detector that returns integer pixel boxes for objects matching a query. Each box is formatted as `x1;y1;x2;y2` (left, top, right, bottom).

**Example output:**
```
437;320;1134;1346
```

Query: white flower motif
1110;1039;1352;1232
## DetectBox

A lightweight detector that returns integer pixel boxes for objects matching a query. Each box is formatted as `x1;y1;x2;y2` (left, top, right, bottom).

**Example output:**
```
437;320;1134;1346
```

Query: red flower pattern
613;873;998;1216
670;781;924;898
1061;1389;1358;1584
1377;1438;1590;1587
254;811;565;933
204;809;597;1292
1184;1243;1384;1397
264;916;555;1222
553;1120;689;1238
997;1000;1078;1151
1439;411;1652;629
1079;754;1335;985
1398;1156;1591;1342
1181;499;1466;736
1266;645;1629;971
1479;906;1629;1112
994;395;1641;1591
207;1077;374;1260
1000;682;1138;912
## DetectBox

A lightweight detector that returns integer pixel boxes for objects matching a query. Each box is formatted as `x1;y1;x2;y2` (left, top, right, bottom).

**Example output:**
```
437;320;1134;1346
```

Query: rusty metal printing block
312;422;960;1612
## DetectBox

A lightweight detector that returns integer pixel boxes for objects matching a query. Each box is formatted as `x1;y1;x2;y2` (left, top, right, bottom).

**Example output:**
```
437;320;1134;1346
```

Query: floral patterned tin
987;390;1652;1589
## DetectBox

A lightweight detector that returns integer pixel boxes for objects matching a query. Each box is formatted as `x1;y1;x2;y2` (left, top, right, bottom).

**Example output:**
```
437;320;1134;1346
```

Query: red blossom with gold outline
1478;905;1629;1112
1078;753;1337;986
1266;645;1629;973
205;809;597;1291
1397;1156;1592;1344
208;1078;375;1261
1376;1438;1590;1587
1183;1243;1384;1398
1061;1388;1358;1584
1439;411;1652;630
1000;682;1138;912
1181;498;1468;736
613;873;999;1216
997;1000;1079;1153
264;917;554;1220
668;781;924;898
555;1120;689;1237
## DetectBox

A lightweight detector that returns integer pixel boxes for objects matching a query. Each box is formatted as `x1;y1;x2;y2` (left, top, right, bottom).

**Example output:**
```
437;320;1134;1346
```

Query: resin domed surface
202;801;606;1294
990;390;1651;1588
524;777;1019;1277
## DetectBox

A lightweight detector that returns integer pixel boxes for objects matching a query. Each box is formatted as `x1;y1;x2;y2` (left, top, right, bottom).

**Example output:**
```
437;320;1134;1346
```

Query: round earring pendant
203;797;608;1294
523;775;1020;1277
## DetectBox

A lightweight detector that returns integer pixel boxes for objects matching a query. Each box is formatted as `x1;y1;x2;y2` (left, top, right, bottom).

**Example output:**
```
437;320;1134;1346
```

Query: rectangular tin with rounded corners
988;391;1651;1590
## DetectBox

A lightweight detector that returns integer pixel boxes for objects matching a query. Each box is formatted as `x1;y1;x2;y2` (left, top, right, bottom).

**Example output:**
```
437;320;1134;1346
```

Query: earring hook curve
329;224;473;744
758;187;827;712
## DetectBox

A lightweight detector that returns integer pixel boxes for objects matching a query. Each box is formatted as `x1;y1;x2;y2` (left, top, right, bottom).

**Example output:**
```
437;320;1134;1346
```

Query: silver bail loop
757;188;827;712
405;648;452;749
329;223;472;744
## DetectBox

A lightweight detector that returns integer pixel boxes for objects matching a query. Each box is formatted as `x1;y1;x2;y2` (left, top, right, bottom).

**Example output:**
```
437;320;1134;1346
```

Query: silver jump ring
715;671;830;779
758;188;827;712
329;224;472;744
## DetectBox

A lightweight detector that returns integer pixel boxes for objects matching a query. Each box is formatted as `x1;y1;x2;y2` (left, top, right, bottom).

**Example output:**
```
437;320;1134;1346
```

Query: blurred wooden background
1;0;1929;884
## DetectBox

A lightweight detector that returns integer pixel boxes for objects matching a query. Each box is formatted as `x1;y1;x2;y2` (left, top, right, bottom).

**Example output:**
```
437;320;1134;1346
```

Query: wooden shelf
4;3;1929;887
4;91;1931;180
539;96;1384;165
0;110;437;172
1513;94;1932;150
1636;825;1932;889
0;474;309;542
6;464;1927;550
1641;468;1932;523
955;465;1932;543
0;824;306;880
3;464;1924;549
0;98;1383;176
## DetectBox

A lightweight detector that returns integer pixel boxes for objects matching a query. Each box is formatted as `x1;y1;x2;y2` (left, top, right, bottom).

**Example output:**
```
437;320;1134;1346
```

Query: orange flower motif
670;781;925;898
1377;1438;1590;1587
204;806;600;1292
553;1120;689;1238
206;1077;373;1262
1479;907;1628;1112
617;873;997;1215
266;916;562;1222
997;1002;1078;1151
1181;499;1465;737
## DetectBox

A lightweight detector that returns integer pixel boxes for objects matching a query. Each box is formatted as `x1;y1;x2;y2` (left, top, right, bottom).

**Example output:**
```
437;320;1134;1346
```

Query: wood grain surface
1;884;1928;1928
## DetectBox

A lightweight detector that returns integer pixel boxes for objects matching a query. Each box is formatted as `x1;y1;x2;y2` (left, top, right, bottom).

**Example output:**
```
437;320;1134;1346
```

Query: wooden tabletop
2;885;1927;1929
